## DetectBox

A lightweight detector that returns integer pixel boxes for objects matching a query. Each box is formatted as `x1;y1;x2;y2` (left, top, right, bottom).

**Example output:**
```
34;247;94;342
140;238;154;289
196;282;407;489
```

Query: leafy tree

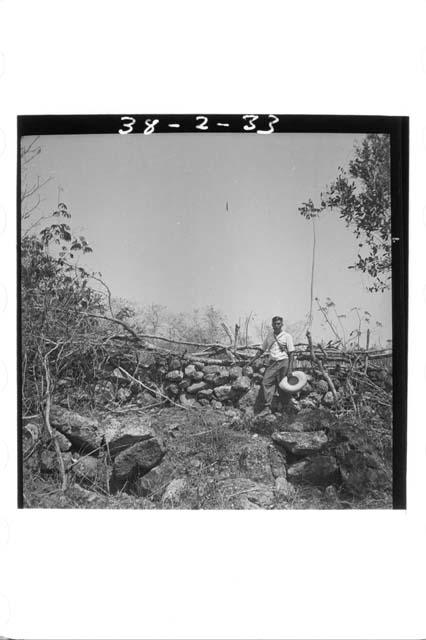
299;133;391;292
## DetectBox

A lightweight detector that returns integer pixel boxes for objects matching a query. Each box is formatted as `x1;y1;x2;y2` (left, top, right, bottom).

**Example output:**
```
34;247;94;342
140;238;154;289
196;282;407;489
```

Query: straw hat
279;371;308;393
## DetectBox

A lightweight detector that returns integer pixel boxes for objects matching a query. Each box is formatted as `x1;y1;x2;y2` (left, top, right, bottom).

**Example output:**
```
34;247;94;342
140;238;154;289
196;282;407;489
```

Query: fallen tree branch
117;366;189;411
306;330;338;403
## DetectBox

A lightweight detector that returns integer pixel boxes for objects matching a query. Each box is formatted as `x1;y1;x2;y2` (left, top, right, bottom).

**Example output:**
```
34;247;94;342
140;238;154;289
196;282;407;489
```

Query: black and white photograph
18;115;407;510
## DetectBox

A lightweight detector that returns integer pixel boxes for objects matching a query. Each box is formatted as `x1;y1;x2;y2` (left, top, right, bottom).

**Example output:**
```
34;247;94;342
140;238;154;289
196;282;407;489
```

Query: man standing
257;316;295;415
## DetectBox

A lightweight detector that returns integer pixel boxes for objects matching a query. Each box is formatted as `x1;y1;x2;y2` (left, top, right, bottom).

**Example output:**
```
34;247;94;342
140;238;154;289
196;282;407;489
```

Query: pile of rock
259;408;391;496
162;360;254;410
44;406;166;493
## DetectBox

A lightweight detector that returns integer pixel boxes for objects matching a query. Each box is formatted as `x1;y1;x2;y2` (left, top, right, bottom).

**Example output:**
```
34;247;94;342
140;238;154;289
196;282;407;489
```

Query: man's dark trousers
261;359;290;409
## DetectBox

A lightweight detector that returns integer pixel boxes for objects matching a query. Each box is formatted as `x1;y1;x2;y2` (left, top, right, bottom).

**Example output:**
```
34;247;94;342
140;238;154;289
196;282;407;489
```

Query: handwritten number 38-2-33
119;114;279;134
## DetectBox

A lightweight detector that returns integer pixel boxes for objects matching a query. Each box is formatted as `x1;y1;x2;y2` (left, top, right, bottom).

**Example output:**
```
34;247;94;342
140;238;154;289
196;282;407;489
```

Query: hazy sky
23;132;392;345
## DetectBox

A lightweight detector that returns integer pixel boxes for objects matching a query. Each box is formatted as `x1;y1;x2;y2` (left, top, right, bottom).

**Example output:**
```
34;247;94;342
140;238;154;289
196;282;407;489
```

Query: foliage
299;134;391;292
21;216;105;414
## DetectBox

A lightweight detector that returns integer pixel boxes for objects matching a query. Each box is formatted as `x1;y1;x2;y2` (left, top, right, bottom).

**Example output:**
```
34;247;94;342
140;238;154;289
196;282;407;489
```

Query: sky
22;132;392;345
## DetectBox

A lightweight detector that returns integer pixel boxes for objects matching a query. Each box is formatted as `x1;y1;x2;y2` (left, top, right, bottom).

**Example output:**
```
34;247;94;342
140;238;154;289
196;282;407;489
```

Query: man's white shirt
262;330;295;362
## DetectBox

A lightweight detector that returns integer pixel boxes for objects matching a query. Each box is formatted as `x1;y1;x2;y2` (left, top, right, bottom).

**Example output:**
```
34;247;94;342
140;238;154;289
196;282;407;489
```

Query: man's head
272;316;283;334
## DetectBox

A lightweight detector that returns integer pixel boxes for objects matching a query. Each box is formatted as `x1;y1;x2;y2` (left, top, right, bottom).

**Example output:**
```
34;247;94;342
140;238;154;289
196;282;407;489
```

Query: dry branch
306;330;338;403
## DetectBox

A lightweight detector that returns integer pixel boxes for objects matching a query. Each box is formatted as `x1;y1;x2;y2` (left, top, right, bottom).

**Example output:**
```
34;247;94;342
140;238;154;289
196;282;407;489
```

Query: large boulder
133;459;175;498
287;455;338;486
110;437;165;492
50;406;102;453
102;415;154;459
272;431;328;456
328;420;391;496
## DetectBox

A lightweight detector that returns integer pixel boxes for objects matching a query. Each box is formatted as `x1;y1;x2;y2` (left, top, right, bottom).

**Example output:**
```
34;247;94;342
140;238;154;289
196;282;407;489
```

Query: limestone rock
169;358;182;371
72;456;99;482
191;371;204;382
212;367;231;386
322;391;335;406
242;365;254;378
165;383;179;398
314;380;329;394
238;440;275;483
231;376;251;393
252;412;279;435
116;387;132;402
187;381;207;394
211;400;223;410
281;421;305;433
203;365;222;375
287;455;338;486
272;430;328;455
50;406;101;453
229;366;243;380
102;415;154;459
214;385;232;401
198;388;214;399
274;476;296;499
179;393;197;408
184;364;196;377
53;429;72;451
329;420;391;496
268;444;287;478
296;408;336;431
111;438;165;486
165;370;183;382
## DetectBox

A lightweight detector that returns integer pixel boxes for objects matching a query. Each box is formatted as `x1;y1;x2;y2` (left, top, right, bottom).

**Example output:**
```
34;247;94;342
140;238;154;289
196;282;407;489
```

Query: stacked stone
163;358;254;409
129;354;391;412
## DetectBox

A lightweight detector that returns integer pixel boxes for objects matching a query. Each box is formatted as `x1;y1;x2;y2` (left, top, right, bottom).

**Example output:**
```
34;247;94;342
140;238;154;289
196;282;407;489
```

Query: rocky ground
23;398;393;510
